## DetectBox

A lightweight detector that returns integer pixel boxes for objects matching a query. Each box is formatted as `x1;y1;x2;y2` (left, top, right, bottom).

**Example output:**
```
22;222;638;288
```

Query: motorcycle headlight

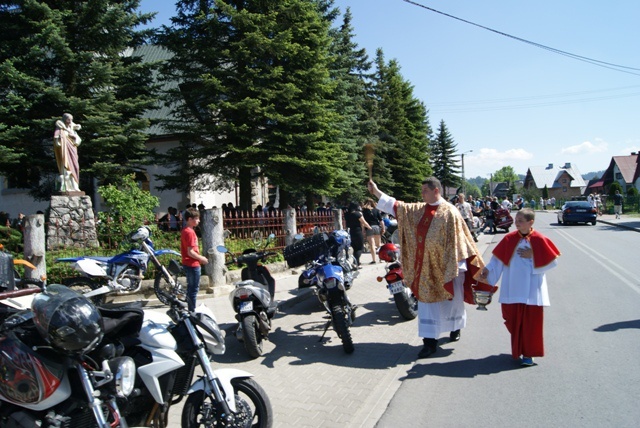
109;357;136;397
324;278;337;289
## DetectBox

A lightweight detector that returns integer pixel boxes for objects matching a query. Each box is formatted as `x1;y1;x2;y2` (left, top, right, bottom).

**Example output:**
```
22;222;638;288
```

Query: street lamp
460;150;473;195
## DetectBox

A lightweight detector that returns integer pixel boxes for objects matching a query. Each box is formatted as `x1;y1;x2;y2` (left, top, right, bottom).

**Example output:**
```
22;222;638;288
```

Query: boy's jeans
183;265;201;312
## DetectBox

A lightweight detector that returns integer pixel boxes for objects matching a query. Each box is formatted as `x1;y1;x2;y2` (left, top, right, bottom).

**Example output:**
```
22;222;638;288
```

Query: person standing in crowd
181;208;208;311
368;178;492;359
362;198;385;263
481;202;496;234
480;208;560;367
613;190;624;219
456;193;478;242
345;202;371;268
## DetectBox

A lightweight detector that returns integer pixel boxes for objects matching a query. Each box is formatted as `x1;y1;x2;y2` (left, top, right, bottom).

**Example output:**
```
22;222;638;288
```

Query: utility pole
460;150;472;195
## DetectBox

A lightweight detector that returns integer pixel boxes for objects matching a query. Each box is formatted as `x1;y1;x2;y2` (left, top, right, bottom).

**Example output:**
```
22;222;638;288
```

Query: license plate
576;209;586;212
388;281;405;294
239;300;253;313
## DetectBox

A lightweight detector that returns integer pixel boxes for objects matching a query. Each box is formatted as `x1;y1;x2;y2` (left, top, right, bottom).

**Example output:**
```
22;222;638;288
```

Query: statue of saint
53;113;81;192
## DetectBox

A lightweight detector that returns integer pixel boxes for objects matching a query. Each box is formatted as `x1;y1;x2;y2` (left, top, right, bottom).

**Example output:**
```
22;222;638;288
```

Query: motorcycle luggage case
0;251;15;291
284;233;329;267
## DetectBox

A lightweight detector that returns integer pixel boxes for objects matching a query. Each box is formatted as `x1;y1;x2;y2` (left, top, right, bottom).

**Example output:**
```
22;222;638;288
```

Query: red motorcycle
494;208;513;232
376;243;417;320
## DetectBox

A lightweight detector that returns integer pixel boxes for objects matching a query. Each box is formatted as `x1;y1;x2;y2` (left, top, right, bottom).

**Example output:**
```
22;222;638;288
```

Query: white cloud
560;139;608;155
471;147;534;162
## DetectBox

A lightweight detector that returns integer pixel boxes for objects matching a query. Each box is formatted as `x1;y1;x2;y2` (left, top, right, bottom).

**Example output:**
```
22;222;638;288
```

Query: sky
139;0;640;180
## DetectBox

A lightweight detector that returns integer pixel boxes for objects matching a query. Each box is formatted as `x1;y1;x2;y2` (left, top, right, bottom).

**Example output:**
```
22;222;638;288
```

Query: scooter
376;242;417;320
217;233;278;359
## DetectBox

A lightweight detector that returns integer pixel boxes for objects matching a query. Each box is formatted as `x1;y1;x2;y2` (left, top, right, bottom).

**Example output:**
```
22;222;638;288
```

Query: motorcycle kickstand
319;319;332;342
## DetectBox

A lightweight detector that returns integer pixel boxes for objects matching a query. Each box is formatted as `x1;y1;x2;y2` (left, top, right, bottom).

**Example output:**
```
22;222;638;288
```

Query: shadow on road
594;319;640;332
402;353;520;379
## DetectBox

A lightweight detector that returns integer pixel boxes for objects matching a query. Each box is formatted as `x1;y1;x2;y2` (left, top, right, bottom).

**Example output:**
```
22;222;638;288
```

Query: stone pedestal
47;195;99;250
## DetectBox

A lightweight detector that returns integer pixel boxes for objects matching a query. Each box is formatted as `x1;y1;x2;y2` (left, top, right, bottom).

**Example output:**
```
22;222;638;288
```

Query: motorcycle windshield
0;332;65;405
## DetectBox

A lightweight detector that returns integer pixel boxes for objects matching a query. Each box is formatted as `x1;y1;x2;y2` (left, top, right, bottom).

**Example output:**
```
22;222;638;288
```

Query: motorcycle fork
142;241;177;287
319;291;350;342
76;363;120;428
182;314;234;418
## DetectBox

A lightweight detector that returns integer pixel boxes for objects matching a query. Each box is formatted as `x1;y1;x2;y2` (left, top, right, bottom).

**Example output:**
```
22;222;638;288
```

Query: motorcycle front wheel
182;378;273;428
394;288;418;320
331;304;354;354
153;270;186;306
64;277;106;306
241;314;264;358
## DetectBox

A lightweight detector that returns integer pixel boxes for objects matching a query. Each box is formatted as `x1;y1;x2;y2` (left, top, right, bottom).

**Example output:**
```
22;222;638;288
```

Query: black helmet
31;284;104;354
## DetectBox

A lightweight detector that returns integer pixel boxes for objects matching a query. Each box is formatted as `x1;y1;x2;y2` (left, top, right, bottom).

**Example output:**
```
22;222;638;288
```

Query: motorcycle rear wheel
394;288;418;320
182;378;273;428
331;304;354;354
242;314;264;358
153;270;186;306
64;277;106;306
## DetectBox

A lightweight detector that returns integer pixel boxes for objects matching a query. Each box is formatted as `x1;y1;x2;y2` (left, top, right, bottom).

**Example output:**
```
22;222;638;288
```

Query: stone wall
47;195;99;250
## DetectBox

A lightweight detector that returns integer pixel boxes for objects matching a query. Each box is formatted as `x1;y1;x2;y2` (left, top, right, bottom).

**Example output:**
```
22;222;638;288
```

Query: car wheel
591;220;597;225
558;218;563;225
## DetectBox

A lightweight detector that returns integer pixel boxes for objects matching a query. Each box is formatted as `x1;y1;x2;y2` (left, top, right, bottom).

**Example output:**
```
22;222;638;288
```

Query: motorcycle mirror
216;245;228;253
390;230;400;245
293;233;304;241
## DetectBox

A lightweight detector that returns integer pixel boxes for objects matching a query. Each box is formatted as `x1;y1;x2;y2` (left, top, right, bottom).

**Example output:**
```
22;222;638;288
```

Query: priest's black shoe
417;338;438;359
449;330;461;342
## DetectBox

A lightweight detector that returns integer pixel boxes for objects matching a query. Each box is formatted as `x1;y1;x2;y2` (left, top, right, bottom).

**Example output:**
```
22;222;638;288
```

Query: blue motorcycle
56;226;183;305
288;230;359;353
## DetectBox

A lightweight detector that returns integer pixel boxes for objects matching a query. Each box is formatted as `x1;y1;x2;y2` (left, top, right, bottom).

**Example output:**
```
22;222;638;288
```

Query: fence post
332;208;343;231
201;208;227;292
23;214;46;280
283;207;297;246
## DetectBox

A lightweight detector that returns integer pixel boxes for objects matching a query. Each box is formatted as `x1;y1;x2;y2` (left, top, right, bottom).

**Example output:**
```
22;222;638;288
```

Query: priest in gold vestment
368;177;494;358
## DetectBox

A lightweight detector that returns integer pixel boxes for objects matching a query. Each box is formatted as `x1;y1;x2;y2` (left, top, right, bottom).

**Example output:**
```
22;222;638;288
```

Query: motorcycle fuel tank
139;310;178;350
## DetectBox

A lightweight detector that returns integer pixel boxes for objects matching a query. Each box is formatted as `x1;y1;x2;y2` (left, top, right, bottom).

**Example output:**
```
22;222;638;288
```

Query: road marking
555;228;640;295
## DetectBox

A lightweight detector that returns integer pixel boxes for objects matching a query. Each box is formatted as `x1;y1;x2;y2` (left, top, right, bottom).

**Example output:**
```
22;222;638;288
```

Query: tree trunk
238;167;253;212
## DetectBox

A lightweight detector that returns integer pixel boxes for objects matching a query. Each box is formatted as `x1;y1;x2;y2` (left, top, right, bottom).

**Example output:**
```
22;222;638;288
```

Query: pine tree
373;49;431;201
430;120;459;191
0;0;157;198
157;0;348;210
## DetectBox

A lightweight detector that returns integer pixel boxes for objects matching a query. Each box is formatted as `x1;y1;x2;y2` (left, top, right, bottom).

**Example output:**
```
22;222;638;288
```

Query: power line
401;0;640;77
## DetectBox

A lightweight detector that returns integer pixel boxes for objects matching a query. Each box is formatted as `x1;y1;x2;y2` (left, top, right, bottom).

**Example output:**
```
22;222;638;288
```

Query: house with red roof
523;162;586;199
600;153;640;193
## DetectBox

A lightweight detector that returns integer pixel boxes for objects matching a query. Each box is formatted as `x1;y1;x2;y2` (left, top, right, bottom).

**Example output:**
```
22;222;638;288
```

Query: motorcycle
109;287;273;427
0;284;135;427
289;230;358;354
216;233;278;359
56;226;184;306
494;207;514;232
376;242;418;320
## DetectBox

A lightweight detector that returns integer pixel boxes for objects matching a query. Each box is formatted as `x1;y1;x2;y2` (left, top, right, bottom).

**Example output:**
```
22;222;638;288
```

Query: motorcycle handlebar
156;288;188;310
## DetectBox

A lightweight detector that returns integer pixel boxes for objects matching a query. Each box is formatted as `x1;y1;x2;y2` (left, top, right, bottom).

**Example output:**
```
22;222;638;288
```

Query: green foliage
464;182;482;199
373;50;432;201
97;175;159;246
542;185;549;199
492;166;519;184
0;226;23;254
627;186;638;197
608;182;622;198
430;120;459;191
0;0;158;199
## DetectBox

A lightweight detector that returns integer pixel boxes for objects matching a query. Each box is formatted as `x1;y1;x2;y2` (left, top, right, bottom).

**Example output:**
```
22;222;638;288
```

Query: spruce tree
373;49;431;201
430;119;460;191
157;0;348;210
0;0;157;198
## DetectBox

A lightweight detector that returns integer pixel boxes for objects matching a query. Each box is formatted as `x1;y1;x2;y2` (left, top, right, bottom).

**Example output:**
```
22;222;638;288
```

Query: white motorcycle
110;288;273;427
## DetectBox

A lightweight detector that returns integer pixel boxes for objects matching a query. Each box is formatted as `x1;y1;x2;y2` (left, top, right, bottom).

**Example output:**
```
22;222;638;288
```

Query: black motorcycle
0;285;135;428
217;233;278;359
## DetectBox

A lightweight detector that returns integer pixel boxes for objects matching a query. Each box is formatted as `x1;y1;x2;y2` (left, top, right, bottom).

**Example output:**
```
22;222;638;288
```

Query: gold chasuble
395;200;492;303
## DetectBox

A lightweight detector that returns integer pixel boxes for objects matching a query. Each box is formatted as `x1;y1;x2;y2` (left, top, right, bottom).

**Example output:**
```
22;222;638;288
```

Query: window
563;187;567;192
616;172;622;180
